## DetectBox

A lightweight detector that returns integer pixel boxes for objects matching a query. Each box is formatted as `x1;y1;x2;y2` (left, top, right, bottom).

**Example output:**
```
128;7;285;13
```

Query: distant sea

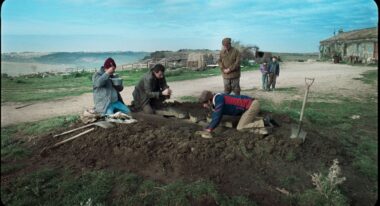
1;51;149;76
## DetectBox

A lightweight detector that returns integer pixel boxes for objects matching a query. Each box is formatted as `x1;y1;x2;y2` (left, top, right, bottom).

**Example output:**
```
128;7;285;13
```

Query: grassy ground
1;69;377;205
1;167;256;206
260;95;378;180
258;70;378;204
1;65;258;103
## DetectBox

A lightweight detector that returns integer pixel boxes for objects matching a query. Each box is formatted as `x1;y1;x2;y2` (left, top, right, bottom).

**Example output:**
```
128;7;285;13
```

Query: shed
319;27;378;63
187;52;214;70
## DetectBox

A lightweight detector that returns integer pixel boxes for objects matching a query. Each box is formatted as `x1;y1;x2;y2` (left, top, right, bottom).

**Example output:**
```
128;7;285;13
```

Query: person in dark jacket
132;64;172;114
267;56;280;91
198;90;263;132
92;57;130;115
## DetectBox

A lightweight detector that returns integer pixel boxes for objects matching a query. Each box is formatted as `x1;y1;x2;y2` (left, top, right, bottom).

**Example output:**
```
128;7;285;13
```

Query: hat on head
222;37;231;45
104;57;116;69
199;90;214;103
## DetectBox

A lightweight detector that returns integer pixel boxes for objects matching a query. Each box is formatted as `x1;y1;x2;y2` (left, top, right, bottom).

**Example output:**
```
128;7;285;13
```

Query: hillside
1;51;149;68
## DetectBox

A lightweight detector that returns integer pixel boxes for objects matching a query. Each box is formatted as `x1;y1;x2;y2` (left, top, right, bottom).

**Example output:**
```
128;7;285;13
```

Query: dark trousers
142;97;166;114
267;73;277;89
223;78;241;95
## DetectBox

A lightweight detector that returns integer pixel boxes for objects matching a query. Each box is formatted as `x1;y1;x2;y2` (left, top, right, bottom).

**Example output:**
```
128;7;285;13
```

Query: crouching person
198;90;267;134
92;57;130;116
132;64;172;114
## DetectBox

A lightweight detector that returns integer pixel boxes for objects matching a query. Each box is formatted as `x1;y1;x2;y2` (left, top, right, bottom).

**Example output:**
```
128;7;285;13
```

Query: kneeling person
132;64;172;114
199;90;261;132
92;57;130;116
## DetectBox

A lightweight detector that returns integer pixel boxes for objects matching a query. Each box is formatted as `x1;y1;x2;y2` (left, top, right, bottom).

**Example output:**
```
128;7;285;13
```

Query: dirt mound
6;102;354;205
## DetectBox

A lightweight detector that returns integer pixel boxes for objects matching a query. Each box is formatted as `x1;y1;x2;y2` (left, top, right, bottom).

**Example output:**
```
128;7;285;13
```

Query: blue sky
1;0;378;53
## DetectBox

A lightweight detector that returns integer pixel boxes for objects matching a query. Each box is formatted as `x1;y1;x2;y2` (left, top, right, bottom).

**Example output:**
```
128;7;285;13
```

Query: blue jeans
105;101;130;115
262;74;268;90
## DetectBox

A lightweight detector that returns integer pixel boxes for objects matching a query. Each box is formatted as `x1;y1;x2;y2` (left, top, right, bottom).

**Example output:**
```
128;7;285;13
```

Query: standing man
218;37;241;95
92;57;130;116
132;64;172;114
267;56;280;91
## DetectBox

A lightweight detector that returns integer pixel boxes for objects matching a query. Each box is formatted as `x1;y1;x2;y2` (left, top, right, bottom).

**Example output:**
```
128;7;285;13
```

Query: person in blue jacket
198;90;261;132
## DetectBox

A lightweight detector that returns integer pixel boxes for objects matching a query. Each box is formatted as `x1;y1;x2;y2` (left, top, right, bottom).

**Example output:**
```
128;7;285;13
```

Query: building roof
320;27;378;44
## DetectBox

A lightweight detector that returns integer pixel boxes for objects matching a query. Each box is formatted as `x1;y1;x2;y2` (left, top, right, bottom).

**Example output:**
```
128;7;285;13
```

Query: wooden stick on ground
53;124;94;138
15;103;34;109
41;128;95;156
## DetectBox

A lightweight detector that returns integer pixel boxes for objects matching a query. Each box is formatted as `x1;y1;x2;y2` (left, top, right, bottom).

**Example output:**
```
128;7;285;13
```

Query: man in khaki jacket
218;37;241;95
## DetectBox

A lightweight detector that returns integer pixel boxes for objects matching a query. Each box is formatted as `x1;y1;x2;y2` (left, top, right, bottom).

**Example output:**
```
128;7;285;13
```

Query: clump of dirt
2;102;365;205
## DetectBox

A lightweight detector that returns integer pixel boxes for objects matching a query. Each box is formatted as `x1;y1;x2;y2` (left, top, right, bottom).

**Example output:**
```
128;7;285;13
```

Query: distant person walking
132;64;172;114
267;56;280;91
260;61;269;90
92;57;130;115
218;37;241;95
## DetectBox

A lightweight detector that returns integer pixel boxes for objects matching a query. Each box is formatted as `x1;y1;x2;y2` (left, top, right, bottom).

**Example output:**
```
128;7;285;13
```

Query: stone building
319;27;378;63
186;52;215;70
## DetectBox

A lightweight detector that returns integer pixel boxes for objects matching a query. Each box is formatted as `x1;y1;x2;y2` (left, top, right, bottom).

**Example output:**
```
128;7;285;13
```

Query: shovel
290;77;314;141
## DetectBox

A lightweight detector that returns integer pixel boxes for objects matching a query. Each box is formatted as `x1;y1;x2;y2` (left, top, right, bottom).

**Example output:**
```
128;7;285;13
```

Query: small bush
15;79;27;84
306;159;349;205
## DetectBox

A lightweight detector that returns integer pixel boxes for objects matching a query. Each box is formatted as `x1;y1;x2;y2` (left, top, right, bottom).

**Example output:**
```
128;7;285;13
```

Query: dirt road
1;61;376;127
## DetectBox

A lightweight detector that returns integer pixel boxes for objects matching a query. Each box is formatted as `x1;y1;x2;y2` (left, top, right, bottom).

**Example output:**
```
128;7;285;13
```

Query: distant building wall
320;41;377;63
319;27;378;63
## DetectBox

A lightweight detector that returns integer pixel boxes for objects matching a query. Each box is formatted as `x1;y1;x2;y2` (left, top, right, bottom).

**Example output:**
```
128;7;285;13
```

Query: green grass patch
1;73;93;102
2;168;256;206
280;176;299;188
353;69;378;85
1;163;26;175
1;115;79;163
272;87;298;92
2;65;258;103
114;173;256;206
14;115;79;136
1;127;30;161
179;95;198;102
352;135;378;180
1;168;114;206
285;150;297;162
295;188;348;206
260;94;377;181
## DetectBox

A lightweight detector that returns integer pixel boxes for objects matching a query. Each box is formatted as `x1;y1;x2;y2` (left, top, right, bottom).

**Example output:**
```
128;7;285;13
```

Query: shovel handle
41;128;95;156
53;123;94;138
52;128;95;148
299;78;314;122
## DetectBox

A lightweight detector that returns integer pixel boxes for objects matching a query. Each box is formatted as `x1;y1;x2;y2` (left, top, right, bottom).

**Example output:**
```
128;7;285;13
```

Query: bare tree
231;40;256;60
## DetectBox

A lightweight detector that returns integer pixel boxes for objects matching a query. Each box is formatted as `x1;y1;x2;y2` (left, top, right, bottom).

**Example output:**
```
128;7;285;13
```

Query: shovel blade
94;121;115;129
290;124;307;140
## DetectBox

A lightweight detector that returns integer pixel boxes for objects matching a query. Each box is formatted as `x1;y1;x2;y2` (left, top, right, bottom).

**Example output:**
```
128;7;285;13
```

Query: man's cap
222;37;231;45
104;57;116;69
199;90;214;103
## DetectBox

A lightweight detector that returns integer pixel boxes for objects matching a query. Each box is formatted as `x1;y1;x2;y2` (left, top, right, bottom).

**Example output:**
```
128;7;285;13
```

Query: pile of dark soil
2;102;371;205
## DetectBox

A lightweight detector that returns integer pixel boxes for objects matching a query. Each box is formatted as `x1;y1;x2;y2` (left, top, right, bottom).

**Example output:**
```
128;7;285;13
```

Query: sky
1;0;378;53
